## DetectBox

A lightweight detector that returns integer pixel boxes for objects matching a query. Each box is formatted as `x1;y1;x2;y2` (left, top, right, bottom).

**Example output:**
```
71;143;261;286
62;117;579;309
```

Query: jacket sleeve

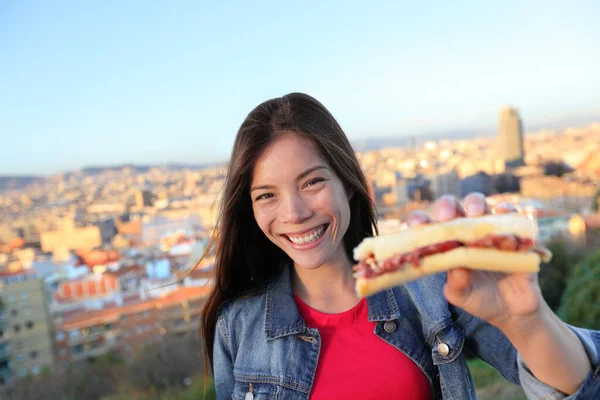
213;313;236;400
517;325;600;400
455;306;600;399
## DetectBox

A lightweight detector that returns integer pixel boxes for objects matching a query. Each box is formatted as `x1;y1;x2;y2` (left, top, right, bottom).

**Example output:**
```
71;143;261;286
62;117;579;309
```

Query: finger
463;192;490;217
493;201;517;215
443;268;472;306
433;195;466;223
406;211;433;228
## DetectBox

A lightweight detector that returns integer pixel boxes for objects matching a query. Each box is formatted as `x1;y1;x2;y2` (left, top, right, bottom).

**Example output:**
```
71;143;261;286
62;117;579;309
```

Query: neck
291;251;360;313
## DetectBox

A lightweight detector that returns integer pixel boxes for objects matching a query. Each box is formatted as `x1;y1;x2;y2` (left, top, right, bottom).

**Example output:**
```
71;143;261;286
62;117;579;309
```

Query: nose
280;192;313;224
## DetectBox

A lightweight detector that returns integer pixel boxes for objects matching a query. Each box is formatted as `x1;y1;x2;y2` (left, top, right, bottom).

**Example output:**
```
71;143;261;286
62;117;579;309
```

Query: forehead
252;134;328;182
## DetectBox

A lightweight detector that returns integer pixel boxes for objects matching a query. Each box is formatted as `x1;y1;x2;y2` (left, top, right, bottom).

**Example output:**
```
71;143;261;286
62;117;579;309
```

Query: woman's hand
407;192;592;395
406;193;543;329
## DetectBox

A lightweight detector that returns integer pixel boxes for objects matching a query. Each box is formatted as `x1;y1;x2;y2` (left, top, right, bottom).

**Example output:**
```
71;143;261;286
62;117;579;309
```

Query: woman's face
250;133;352;271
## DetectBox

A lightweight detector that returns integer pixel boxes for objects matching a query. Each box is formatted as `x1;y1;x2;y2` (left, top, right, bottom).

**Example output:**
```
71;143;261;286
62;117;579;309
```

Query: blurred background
1;1;599;399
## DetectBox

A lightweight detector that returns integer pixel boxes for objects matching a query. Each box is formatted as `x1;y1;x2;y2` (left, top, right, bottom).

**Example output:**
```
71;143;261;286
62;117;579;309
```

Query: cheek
318;188;351;221
252;206;273;235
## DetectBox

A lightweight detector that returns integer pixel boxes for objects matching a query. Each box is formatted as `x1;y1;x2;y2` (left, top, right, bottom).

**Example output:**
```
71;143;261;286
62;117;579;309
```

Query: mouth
283;224;329;246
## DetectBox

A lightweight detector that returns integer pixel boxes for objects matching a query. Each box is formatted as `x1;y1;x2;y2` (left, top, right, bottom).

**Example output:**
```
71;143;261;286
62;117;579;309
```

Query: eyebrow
250;165;329;193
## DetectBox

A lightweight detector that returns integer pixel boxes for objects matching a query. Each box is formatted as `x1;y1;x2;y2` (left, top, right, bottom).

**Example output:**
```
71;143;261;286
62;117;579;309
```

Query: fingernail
466;201;484;215
438;207;455;221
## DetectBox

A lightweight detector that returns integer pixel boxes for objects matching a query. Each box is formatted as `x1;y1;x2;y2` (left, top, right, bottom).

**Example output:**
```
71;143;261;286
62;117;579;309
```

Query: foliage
538;238;585;311
558;249;600;331
593;188;600;212
129;334;203;393
0;332;207;400
468;359;526;400
101;378;215;400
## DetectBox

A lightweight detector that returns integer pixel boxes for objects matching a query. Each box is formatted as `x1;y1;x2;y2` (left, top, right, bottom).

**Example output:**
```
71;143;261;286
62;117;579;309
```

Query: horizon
2;1;599;175
0;112;600;179
2;114;600;178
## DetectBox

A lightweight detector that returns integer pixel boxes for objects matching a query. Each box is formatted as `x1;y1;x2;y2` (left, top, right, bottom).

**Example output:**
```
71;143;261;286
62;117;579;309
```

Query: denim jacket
213;265;600;399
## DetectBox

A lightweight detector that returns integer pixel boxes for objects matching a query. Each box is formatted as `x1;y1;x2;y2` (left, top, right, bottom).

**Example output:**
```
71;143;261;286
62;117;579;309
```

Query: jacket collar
264;263;402;341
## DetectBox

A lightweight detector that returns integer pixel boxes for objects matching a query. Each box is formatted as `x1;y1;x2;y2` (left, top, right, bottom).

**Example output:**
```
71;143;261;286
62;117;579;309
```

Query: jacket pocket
232;379;279;400
430;322;465;365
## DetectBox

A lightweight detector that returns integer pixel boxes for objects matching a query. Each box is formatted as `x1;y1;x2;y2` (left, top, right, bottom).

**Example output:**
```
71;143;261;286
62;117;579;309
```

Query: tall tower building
499;107;525;168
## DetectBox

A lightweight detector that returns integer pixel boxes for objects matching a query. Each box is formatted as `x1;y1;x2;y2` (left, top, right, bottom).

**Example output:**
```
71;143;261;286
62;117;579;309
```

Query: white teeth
288;225;325;245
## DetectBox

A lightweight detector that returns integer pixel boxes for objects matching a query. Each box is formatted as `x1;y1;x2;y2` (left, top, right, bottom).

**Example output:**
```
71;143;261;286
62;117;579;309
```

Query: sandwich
352;213;552;298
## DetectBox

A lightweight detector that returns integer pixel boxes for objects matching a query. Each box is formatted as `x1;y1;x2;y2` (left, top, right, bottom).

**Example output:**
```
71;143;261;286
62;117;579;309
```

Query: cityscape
1;105;600;394
2;0;600;398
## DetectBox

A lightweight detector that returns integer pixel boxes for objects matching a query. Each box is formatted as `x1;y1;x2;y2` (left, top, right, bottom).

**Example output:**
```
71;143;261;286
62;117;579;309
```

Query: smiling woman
250;135;352;273
200;93;600;400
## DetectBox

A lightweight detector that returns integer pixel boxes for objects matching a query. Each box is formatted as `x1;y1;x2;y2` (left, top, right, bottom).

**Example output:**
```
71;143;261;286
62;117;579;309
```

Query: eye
305;177;326;187
255;193;274;201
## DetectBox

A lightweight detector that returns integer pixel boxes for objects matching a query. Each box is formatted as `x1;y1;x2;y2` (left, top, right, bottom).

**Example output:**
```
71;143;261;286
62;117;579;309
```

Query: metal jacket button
245;392;254;400
437;342;450;356
383;321;397;333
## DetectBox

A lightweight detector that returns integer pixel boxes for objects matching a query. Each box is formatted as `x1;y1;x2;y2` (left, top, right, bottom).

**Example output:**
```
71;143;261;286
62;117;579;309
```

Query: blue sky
1;1;599;175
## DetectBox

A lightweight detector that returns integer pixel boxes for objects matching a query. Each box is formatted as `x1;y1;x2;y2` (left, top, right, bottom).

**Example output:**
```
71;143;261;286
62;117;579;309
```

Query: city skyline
2;115;599;179
2;1;599;175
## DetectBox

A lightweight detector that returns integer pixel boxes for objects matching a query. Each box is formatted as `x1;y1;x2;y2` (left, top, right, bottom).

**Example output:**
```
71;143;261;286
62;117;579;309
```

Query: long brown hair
200;92;377;371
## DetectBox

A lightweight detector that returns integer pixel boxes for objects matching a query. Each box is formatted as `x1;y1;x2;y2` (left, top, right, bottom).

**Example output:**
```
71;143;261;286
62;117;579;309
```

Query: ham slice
353;234;541;279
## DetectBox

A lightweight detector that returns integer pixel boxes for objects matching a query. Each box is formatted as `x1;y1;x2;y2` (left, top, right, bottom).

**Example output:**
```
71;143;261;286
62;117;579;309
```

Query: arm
409;193;600;398
455;303;600;399
213;315;235;400
497;300;598;397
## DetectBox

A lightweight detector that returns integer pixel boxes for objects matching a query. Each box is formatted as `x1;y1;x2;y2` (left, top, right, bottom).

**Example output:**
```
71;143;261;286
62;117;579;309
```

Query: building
394;180;410;206
135;189;154;209
0;224;16;244
141;214;203;245
0;271;56;383
86;202;127;216
491;173;520;194
55;306;122;363
0;297;9;385
97;218;117;244
55;273;120;302
104;264;146;293
460;171;492;197
53;286;210;363
430;169;460;199
155;287;205;337
577;151;600;179
520;176;596;199
499;107;525;168
40;220;102;253
117;302;161;357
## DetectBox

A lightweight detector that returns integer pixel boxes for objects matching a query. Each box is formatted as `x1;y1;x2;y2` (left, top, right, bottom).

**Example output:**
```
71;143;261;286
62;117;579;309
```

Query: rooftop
56;286;211;331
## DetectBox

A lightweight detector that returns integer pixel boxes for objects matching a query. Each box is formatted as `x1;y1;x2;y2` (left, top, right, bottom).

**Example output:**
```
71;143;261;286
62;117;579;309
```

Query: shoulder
217;287;268;340
219;287;267;318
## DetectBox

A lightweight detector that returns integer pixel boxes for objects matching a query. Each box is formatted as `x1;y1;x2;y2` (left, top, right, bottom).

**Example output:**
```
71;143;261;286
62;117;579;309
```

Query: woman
201;93;599;399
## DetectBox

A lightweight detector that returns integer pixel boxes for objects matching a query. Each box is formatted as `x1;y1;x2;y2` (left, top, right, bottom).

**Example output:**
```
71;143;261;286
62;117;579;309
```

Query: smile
284;224;328;245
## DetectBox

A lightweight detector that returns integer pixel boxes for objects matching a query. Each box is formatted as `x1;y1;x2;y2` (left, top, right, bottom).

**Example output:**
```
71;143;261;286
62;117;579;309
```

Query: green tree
558;249;600;330
538;238;584;311
593;188;600;212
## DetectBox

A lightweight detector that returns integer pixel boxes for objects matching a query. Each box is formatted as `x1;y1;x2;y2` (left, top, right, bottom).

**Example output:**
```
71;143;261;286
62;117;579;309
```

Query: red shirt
295;295;431;400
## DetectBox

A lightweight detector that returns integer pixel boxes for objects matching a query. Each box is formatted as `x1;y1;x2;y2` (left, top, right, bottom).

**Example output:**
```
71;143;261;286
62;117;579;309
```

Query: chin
288;254;328;271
